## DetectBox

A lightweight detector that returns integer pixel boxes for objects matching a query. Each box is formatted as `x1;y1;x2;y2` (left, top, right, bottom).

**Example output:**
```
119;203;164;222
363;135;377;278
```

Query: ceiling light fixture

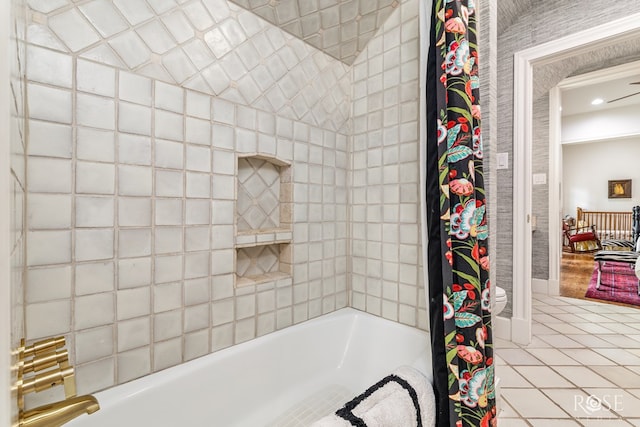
591;98;604;105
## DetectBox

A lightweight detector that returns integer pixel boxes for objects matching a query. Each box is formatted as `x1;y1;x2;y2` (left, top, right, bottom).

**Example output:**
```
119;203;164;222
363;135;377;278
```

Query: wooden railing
577;207;633;241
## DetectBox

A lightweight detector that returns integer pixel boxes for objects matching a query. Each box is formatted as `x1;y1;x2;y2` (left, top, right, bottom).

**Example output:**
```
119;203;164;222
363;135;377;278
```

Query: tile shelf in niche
235;228;293;248
236;272;292;288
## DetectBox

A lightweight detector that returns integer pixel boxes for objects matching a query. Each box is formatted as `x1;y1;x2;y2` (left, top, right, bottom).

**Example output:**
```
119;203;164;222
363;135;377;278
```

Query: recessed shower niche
235;155;292;286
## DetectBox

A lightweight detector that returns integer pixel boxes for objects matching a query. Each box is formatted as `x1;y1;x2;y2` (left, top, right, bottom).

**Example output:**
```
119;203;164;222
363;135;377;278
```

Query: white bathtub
68;308;432;427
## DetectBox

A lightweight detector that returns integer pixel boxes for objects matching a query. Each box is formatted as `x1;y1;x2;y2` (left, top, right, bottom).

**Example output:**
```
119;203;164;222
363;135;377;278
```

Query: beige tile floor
497;293;640;426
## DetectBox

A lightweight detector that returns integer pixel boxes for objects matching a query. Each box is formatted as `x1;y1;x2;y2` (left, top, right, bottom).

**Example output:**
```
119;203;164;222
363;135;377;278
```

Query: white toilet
493;286;507;315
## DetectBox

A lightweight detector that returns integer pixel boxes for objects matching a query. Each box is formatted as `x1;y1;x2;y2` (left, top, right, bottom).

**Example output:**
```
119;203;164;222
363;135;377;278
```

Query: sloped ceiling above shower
26;0;352;132
227;0;400;65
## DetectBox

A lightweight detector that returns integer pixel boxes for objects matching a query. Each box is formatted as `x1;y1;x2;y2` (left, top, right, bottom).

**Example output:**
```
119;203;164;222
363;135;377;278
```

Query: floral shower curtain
424;0;496;426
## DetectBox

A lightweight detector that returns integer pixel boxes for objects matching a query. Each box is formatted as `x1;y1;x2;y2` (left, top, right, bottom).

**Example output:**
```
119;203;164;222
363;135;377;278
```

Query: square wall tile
118;228;152;258
184;277;209;306
118;102;151;136
155;170;184;197
48;8;101;52
117;317;150;352
185;90;210;119
75;325;114;364
76;358;115;395
155;81;184;113
113;0;154;26
154;310;182;341
118;198;152;227
211;323;233;351
26;300;71;339
185;200;209;225
28;120;72;158
186;172;211;198
185;227;209;252
155;139;184;169
212;299;234;326
79;0;128;38
117;347;150;383
28;84;72;124
117;287;150;320
76;161;115;195
26;266;71;303
28;194;71;230
75;229;114;262
75;292;115;330
184;251;209;279
155;199;183;226
29;157;72;193
27;230;71;266
154;227;183;254
154;281;183;312
184;330;209;361
27;45;72;88
118;165;152;196
77;93;115;130
118;258;152;289
153;338;182;371
76;262;114;295
185;145;212;173
155;110;184;141
77;59;116;96
119;72;152;106
186;117;211;146
118;134;151;166
77;128;115;163
154;254;184;290
76;196;114;227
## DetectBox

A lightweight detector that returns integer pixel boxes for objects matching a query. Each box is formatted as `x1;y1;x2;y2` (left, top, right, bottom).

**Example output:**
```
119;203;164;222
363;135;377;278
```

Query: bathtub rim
89;307;429;410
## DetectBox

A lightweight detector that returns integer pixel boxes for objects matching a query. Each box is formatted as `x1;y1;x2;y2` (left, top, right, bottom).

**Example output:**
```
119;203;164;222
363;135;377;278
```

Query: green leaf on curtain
448;146;473;163
446;347;458;366
455;269;480;287
455;312;482;328
456;252;480;276
448;106;472;123
449;88;473;110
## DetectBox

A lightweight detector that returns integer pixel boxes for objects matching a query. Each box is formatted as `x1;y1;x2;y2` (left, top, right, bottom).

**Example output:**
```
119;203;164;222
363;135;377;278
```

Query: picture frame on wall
608;179;632;199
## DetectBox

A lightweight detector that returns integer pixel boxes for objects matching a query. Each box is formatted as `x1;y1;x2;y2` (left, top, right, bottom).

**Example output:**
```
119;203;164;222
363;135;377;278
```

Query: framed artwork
608;179;632;199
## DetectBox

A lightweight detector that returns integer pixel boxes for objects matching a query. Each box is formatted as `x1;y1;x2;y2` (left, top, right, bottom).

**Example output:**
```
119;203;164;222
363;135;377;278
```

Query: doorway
511;12;640;345
550;62;640;306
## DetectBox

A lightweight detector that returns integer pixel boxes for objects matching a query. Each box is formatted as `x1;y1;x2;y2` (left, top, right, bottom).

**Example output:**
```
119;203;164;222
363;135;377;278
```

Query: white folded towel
310;366;436;427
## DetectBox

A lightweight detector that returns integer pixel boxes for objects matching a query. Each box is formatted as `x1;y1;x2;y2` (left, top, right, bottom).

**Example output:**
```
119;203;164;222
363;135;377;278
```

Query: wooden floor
560;249;639;308
560;251;596;300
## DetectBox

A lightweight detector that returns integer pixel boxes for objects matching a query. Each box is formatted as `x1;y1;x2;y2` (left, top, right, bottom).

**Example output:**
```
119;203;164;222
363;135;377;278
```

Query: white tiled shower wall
22;0;426;396
25;59;350;392
350;0;426;327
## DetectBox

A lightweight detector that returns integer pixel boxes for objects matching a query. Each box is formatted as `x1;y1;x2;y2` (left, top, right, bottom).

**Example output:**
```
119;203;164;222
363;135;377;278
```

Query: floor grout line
498;293;640;425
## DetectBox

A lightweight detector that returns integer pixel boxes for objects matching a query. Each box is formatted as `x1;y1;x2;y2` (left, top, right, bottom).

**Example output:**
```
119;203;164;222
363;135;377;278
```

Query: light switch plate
497;152;509;169
533;173;547;185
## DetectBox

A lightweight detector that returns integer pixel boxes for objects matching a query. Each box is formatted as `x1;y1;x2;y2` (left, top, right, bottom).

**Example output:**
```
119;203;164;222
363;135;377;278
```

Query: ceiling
561;73;640;117
227;0;539;66
496;0;533;35
228;0;400;65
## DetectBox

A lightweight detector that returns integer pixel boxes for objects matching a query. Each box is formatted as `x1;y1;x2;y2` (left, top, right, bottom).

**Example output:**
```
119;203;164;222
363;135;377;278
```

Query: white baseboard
493;315;511;341
547;279;560;296
532;278;548;294
510;316;532;345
